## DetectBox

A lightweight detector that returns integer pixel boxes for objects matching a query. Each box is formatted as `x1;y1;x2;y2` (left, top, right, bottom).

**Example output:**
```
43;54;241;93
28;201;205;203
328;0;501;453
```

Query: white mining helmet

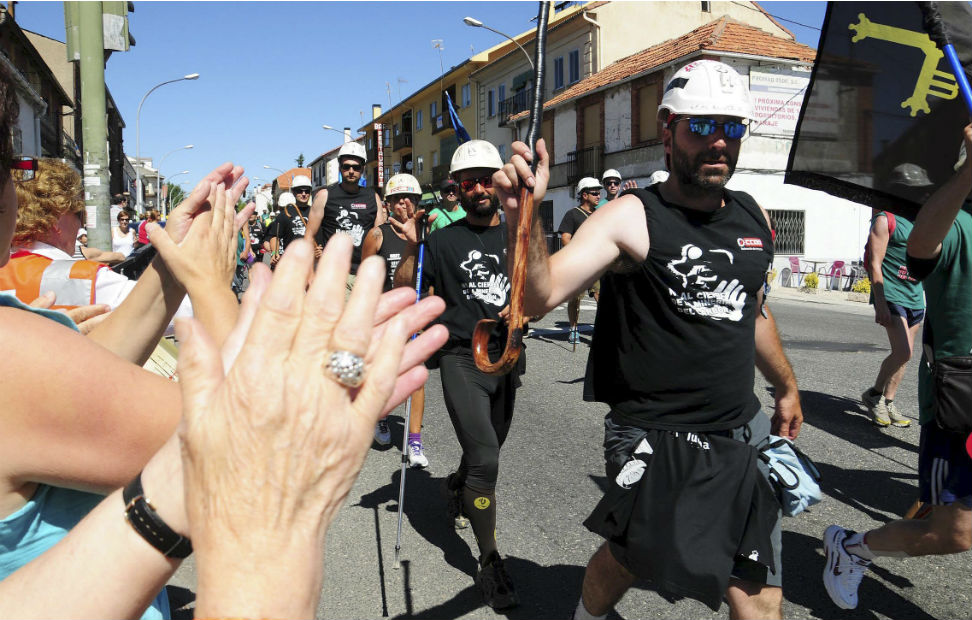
291;175;312;191
278;192;296;208
450;140;504;175
385;173;422;197
657;60;753;123
338;141;367;163
602;169;622;182
576;177;602;194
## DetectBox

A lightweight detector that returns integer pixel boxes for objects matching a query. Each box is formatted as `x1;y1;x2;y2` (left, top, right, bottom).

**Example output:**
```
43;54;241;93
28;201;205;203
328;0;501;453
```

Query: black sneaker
475;551;519;610
443;472;469;529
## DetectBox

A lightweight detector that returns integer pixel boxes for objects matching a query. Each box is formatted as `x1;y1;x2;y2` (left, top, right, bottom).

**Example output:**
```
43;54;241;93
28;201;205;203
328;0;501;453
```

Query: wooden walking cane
472;0;550;375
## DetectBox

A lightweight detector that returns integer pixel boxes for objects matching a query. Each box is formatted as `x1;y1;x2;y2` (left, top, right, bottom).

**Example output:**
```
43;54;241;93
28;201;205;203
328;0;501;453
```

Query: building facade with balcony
361;59;483;193
470;1;790;182
0;8;73;164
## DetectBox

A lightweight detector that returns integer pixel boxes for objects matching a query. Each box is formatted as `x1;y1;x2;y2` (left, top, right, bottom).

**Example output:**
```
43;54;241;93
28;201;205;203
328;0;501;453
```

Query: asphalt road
169;295;971;620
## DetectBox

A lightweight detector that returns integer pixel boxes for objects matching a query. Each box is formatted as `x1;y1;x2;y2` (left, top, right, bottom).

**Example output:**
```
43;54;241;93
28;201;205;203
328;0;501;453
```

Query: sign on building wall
749;68;810;136
374;122;384;187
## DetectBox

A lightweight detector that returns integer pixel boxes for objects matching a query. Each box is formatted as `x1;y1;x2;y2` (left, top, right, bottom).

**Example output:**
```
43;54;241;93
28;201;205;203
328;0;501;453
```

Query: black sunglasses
294;188;311;194
341;163;363;172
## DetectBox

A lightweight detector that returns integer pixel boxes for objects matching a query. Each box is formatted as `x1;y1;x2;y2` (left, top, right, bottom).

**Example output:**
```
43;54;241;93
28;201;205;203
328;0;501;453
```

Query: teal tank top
0;294;170;618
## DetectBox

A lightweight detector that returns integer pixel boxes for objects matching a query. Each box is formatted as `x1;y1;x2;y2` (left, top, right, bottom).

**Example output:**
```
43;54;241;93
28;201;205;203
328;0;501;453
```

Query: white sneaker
374;420;391;446
407;441;429;468
823;525;871;609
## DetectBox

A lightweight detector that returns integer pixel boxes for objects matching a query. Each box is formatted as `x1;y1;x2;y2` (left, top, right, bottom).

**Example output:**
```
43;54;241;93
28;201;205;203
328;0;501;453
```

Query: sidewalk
768;284;874;313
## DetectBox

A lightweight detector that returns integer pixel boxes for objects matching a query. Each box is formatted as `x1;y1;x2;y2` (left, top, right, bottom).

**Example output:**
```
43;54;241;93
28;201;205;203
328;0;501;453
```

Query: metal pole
394;217;426;570
136;75;198;213
78;1;111;251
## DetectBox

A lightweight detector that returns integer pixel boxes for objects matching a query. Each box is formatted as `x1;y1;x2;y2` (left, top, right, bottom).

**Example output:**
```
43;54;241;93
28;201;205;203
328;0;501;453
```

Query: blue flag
445;91;471;144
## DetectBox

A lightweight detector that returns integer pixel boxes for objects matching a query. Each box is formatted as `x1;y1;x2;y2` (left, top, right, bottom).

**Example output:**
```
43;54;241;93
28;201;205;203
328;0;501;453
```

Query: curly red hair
13;159;84;246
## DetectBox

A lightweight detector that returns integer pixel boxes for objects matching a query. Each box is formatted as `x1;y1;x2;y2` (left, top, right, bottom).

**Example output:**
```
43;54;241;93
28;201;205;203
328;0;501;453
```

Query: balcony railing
366;145;378;163
499;88;534;126
565;145;604;187
431;114;453;135
393;132;412;151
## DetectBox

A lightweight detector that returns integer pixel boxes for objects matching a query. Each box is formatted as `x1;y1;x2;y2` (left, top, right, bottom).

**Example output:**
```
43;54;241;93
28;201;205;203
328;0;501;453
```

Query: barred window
767;209;805;255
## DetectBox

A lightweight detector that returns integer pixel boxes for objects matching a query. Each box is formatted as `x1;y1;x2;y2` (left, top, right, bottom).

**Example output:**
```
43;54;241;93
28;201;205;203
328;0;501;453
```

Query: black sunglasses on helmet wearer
672;117;747;140
294;188;311;194
459;175;493;192
341;163;363;172
11;156;38;181
584;190;601;196
604;179;620;186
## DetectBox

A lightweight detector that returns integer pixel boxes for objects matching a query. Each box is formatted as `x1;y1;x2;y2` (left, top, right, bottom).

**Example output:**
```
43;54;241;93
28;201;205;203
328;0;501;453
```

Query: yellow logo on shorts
474;497;491;510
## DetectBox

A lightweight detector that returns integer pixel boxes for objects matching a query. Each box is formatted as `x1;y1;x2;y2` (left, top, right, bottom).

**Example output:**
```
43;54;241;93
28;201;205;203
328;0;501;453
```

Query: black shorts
591;410;782;608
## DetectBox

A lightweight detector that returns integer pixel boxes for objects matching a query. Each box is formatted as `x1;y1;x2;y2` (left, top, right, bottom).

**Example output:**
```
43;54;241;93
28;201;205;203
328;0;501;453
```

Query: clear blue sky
13;1;827;194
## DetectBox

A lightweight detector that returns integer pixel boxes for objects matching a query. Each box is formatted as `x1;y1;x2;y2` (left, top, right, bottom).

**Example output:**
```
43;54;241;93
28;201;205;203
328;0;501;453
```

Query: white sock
573;598;607;620
843;532;875;560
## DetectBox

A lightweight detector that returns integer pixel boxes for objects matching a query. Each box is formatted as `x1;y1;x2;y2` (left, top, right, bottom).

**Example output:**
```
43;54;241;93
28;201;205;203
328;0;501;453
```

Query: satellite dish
392;162;401;173
405;160;413;171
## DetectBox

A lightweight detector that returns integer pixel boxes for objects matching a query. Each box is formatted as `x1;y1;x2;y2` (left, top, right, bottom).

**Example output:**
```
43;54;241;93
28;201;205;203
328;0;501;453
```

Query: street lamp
463;17;534;70
135;73;200;213
322;125;366;142
165;170;190;212
156;144;193;216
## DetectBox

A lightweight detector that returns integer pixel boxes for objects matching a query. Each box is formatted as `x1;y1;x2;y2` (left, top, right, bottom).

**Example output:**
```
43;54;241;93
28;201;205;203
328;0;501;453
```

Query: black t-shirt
320;183;379;273
558;206;591;237
268;205;316;254
422;219;509;346
248;219;265;252
376;222;408;292
585;185;774;431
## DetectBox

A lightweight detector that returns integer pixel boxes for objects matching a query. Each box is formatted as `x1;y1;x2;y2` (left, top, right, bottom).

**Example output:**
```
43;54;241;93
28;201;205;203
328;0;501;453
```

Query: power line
731;1;822;32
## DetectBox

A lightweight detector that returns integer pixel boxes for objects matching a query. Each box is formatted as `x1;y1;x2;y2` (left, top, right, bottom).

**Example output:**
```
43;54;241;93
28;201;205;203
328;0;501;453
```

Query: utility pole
77;2;111;251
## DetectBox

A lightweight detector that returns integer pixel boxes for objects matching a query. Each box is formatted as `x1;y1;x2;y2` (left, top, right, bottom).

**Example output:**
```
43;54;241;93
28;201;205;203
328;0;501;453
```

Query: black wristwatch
123;473;193;559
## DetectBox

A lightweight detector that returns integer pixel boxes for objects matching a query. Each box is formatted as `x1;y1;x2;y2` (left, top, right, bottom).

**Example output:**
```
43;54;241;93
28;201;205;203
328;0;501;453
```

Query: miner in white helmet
306;141;385;292
267;191;304;267
559;176;601;344
392;139;521;611
361;173;431;459
496;60;801;619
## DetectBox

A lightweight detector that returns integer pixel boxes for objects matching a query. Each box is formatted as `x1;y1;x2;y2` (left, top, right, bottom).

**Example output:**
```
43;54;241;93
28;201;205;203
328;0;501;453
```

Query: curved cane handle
472;319;523;375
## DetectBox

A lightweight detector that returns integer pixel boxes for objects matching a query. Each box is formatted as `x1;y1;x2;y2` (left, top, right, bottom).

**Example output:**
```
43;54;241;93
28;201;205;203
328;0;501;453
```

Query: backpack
863;212;896;276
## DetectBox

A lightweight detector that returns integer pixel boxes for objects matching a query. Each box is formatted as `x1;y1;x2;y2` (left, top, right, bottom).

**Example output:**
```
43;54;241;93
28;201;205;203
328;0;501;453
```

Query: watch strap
123;473;193;559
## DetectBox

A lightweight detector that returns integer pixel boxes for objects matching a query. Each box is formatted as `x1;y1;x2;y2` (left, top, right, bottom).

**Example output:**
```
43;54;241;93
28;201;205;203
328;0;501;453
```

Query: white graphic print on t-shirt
666;244;746;322
336;209;365;246
459;249;509;307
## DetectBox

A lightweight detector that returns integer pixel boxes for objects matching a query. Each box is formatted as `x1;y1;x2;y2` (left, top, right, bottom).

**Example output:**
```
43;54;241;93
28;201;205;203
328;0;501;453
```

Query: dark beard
672;136;737;195
460;192;500;218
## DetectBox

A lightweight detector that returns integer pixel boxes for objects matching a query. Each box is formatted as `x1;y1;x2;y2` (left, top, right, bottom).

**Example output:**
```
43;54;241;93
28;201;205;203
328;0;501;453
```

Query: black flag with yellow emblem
785;1;972;219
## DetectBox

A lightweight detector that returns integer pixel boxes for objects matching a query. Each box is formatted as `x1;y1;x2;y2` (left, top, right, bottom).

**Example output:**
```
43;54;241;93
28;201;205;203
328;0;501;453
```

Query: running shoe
374;420;391;446
568;328;580;344
444;472;469;529
861;389;890;426
885;401;912;427
475;551;519;610
408;441;429;468
822;525;872;610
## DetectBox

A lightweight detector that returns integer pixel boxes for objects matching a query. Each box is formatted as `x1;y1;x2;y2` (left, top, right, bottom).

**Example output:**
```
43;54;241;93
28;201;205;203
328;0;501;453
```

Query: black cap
440;179;458;192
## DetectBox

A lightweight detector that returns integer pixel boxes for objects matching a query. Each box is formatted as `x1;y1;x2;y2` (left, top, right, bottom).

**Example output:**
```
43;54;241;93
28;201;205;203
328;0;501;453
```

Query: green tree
296;153;305;167
166;182;186;211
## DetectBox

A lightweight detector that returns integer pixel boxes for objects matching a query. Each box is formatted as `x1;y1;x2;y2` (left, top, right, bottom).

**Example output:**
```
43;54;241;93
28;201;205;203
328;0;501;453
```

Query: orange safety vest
0;251;106;309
